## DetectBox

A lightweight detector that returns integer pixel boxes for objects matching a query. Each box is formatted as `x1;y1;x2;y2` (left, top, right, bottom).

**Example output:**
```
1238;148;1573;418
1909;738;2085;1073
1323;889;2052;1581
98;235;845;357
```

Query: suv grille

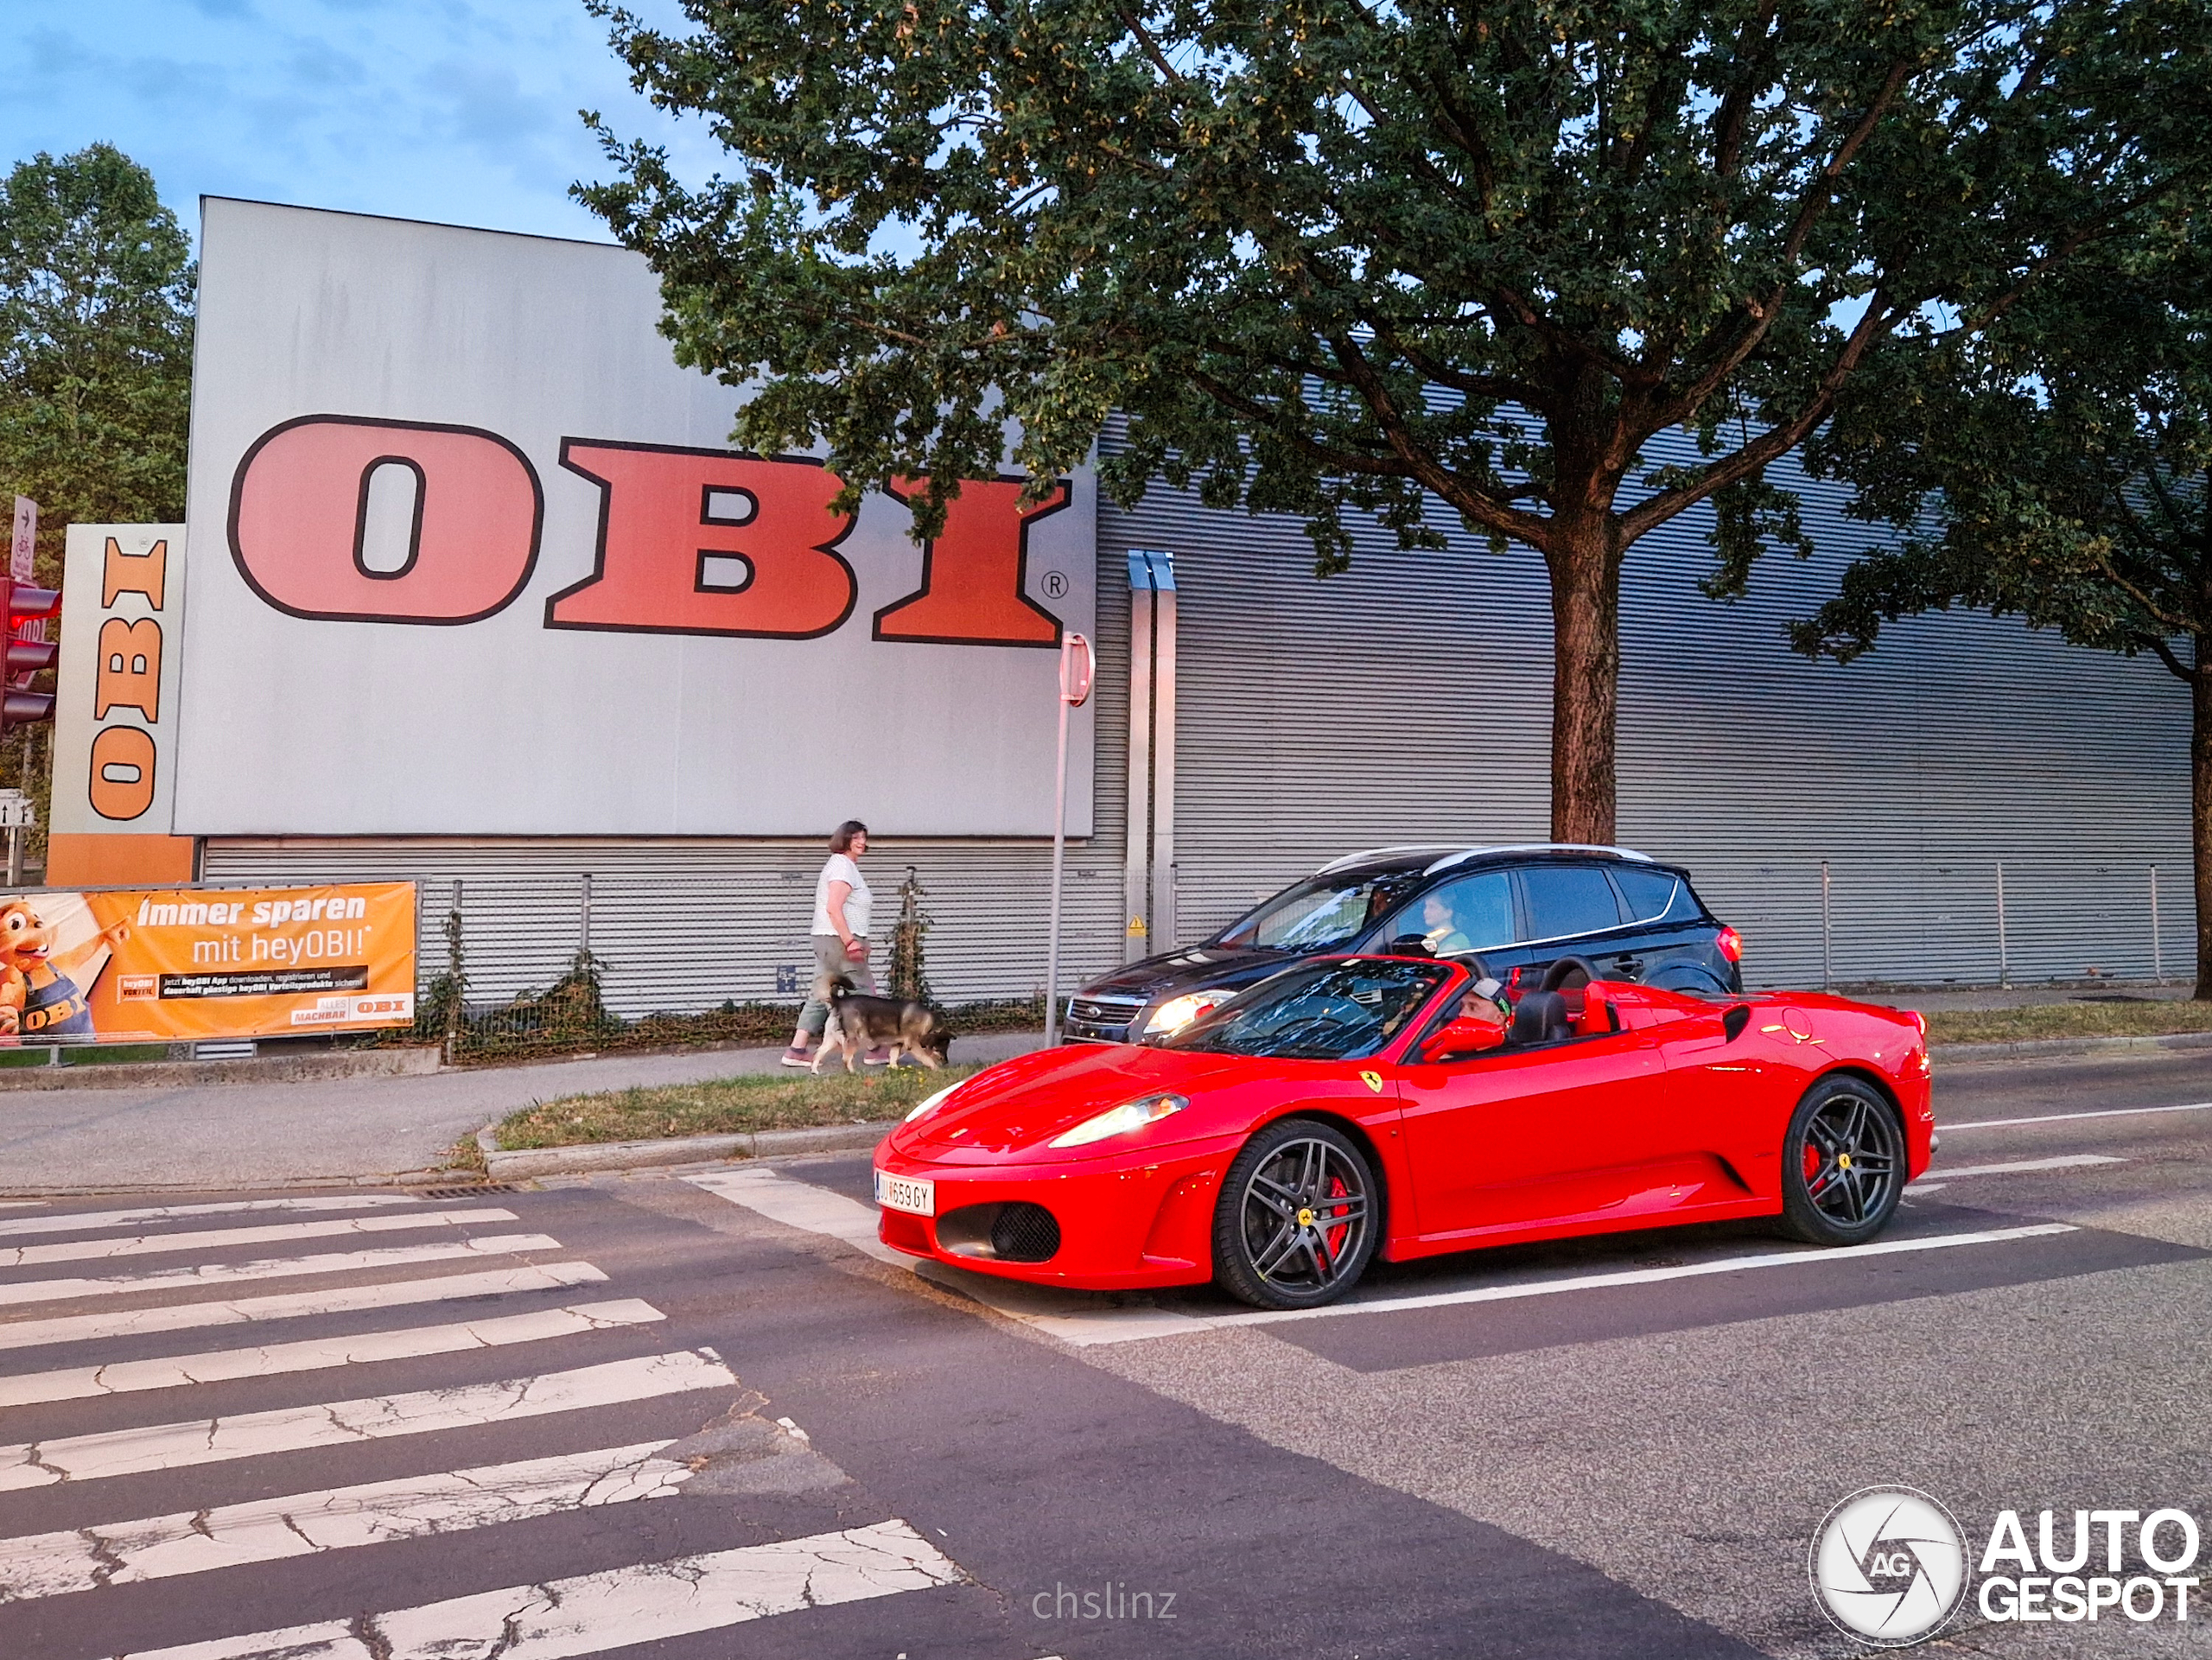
989;1202;1062;1263
1068;995;1143;1026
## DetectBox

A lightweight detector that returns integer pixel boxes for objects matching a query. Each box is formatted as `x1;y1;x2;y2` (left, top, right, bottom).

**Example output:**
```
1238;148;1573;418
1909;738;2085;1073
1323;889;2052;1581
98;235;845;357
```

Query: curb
0;1046;442;1092
480;1119;897;1180
1931;1030;2212;1064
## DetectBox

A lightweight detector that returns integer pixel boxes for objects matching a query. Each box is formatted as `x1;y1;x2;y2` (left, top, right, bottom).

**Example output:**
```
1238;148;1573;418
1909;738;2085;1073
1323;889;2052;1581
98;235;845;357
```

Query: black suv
1065;844;1742;1044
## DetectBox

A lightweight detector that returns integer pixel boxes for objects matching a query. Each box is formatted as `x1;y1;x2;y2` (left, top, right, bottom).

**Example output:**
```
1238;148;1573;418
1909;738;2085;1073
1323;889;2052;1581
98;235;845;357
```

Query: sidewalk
0;1032;1048;1195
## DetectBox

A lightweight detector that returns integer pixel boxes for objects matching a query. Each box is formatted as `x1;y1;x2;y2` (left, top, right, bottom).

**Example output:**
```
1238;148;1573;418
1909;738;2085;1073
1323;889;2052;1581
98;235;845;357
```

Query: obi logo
1810;1486;1970;1646
229;417;1069;647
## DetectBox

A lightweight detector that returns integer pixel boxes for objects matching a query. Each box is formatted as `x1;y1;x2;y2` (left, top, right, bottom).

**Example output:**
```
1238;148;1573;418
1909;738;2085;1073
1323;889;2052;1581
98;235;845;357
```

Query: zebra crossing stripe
0;1234;565;1309
0;1196;420;1241
111;1518;964;1659
0;1261;609;1353
0;1441;689;1600
0;1349;735;1491
0;1297;664;1408
0;1207;518;1269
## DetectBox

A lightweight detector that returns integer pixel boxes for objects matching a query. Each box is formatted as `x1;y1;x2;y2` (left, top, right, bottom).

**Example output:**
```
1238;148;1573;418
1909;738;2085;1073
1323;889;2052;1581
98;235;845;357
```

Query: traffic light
0;576;60;732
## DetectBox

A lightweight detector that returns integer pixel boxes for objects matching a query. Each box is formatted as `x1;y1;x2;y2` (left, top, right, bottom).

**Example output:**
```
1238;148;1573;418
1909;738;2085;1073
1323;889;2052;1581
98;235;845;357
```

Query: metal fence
1719;858;2188;991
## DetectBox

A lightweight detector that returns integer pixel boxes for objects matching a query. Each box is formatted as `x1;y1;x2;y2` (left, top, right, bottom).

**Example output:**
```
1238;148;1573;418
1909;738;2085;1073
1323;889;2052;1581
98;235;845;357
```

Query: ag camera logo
1810;1486;1970;1645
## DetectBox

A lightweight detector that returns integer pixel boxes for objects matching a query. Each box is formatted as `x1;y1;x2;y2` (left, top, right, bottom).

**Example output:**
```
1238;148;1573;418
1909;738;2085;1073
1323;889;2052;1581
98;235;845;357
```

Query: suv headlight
1144;989;1229;1036
1048;1093;1187;1148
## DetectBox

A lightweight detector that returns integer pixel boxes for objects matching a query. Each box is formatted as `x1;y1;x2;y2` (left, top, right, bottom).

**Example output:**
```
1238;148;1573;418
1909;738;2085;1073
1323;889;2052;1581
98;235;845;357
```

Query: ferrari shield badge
1360;1071;1384;1093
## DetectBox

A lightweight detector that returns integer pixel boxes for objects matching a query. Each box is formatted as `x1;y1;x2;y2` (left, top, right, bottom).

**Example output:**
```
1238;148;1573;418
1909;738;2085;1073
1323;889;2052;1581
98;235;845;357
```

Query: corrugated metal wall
207;423;2195;1003
1126;421;2194;989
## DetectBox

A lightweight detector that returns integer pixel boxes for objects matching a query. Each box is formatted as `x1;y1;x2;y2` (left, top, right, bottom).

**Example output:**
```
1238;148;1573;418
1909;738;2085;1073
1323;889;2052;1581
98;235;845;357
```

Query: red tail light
1716;926;1743;964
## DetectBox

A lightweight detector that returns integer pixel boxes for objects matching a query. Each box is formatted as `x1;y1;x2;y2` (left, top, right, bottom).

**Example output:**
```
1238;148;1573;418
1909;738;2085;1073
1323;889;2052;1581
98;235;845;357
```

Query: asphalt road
4;1047;2211;1657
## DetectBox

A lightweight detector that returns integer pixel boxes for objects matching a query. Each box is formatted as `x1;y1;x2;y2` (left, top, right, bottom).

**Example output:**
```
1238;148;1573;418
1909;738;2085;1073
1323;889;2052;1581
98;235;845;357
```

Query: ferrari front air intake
989;1202;1062;1262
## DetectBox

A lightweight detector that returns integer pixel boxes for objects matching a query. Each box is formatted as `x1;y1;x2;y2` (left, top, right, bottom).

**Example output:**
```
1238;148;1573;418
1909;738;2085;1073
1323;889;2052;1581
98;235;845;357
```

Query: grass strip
1926;999;2212;1046
493;1063;987;1151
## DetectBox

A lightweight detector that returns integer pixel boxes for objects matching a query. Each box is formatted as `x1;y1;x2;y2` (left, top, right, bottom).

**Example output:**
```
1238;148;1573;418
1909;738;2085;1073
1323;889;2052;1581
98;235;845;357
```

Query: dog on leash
810;973;953;1074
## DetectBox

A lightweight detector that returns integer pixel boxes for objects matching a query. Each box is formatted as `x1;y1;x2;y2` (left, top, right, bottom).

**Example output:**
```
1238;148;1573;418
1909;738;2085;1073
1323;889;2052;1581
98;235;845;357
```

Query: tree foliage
1791;217;2212;988
579;0;2209;837
0;143;196;583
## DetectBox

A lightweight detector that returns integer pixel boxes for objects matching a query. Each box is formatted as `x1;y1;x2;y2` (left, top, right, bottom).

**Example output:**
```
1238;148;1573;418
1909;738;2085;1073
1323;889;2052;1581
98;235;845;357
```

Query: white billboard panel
176;200;1095;836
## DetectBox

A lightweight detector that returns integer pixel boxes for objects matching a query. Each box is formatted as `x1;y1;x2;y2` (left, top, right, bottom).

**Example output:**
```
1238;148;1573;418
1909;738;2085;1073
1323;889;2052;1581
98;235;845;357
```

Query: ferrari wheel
1777;1075;1904;1246
1213;1118;1378;1310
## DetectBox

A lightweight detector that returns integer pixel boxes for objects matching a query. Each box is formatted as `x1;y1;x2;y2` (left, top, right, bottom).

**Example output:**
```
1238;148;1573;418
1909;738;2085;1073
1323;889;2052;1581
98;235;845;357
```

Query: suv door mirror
1418;1014;1507;1064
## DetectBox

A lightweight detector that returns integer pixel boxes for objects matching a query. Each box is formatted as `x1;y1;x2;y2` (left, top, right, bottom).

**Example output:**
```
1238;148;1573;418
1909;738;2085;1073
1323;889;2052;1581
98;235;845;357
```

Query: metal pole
579;873;593;957
1043;681;1072;1046
5;825;18;888
1996;862;2009;989
2152;864;2163;983
1821;861;1832;991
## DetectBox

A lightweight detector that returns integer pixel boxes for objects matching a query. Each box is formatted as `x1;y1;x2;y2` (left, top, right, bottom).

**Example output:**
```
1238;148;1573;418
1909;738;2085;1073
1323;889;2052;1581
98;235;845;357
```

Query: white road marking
1908;1154;2127;1186
1225;1224;2081;1332
0;1298;664;1409
686;1167;1217;1344
0;1234;566;1310
0;1349;734;1491
0;1203;45;1211
0;1196;419;1241
687;1167;909;1266
693;1169;2080;1346
116;1518;963;1660
0;1207;516;1269
0;1261;610;1353
1946;1101;2212;1131
0;1441;688;1600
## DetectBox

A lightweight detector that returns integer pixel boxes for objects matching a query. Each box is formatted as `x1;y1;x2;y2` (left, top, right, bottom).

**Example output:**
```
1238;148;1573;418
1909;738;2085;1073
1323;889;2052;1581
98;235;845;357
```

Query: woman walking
783;820;882;1067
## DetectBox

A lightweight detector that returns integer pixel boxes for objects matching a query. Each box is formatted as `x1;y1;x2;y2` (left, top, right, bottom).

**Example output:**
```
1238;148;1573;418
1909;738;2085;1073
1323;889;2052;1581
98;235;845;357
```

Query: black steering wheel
1538;954;1600;992
1455;952;1494;984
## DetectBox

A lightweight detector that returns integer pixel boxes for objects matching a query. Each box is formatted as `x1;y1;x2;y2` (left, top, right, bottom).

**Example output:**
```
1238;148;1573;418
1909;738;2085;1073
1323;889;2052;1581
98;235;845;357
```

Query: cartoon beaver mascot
0;900;129;1040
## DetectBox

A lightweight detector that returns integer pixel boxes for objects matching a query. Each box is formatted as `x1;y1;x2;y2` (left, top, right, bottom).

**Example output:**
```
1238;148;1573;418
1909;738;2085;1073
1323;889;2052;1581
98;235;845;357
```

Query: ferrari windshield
1214;870;1428;952
1166;960;1452;1060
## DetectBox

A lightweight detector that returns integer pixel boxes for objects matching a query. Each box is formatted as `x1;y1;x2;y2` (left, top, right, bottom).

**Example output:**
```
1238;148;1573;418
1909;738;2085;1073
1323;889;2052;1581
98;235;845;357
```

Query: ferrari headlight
1048;1092;1187;1148
1144;990;1229;1036
905;1082;962;1123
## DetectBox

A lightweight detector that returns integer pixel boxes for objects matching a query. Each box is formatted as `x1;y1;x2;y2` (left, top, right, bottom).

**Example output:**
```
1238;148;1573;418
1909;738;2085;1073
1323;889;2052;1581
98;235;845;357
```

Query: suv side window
1517;863;1626;942
1387;870;1515;957
1611;865;1699;925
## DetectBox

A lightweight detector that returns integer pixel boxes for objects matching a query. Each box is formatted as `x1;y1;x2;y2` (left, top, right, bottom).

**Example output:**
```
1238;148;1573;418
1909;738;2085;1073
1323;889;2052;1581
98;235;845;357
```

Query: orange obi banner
0;882;416;1045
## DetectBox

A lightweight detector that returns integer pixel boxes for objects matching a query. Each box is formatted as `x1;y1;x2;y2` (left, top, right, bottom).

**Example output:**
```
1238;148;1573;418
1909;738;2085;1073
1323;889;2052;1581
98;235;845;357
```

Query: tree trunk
2195;640;2212;999
1545;517;1625;844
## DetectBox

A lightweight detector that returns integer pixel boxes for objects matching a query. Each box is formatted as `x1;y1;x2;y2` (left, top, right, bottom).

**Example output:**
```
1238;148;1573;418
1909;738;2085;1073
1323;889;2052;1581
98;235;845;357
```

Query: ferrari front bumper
871;1135;1244;1290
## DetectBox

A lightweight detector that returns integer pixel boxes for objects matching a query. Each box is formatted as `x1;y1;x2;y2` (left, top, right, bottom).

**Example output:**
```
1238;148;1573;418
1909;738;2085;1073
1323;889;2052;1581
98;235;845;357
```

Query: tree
578;0;2206;842
0;144;195;853
0;144;195;575
1790;225;2212;993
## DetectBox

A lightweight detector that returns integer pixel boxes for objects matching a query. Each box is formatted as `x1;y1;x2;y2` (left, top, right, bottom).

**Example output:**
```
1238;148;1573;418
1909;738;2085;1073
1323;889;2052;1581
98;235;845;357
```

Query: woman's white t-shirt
812;854;873;938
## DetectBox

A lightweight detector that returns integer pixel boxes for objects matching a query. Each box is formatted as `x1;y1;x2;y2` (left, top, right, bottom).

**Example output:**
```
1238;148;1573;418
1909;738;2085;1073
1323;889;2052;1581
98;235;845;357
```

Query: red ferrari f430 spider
874;955;1933;1308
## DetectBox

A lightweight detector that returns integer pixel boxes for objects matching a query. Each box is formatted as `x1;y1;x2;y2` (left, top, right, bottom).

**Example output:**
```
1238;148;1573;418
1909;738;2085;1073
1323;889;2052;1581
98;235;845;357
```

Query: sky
3;0;718;248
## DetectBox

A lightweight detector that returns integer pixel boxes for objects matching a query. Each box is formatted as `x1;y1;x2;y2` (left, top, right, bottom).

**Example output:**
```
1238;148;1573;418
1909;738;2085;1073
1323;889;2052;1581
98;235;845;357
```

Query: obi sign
173;200;1096;838
0;881;416;1045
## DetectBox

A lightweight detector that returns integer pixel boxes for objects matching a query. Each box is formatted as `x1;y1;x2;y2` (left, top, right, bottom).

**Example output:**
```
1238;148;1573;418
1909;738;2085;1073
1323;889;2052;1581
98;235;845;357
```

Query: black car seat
1510;989;1573;1046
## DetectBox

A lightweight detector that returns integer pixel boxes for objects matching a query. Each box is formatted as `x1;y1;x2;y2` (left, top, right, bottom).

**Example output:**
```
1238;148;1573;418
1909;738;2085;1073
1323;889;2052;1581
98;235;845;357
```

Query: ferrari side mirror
1419;1015;1506;1064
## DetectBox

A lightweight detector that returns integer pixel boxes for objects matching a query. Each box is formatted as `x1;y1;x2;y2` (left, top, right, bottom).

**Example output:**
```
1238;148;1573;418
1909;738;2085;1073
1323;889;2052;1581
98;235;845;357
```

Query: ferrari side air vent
990;1202;1062;1263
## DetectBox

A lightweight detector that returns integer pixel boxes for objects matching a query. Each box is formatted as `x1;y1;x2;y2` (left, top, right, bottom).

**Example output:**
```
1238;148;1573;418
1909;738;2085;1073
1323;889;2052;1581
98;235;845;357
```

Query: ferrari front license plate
875;1172;936;1217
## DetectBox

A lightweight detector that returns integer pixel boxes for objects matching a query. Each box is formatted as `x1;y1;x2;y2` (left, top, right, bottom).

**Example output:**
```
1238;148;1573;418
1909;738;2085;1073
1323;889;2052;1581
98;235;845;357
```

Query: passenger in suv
1063;845;1743;1044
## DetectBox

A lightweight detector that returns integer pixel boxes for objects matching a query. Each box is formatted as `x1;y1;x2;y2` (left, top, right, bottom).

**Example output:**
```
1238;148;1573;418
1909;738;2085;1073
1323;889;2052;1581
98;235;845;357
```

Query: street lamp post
1042;633;1093;1046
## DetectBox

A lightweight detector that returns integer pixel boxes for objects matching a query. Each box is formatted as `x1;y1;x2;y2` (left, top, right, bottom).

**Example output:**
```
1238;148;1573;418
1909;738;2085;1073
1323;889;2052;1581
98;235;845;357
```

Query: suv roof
1314;843;1658;878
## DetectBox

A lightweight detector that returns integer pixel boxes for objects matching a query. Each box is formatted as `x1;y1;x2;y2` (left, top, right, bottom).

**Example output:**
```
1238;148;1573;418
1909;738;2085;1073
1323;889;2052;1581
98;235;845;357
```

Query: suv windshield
1167;960;1451;1059
1215;870;1427;952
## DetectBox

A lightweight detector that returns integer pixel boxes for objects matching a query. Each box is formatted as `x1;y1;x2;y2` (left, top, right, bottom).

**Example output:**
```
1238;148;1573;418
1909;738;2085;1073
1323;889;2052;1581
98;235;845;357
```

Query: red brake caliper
1802;1142;1822;1183
1321;1173;1351;1264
